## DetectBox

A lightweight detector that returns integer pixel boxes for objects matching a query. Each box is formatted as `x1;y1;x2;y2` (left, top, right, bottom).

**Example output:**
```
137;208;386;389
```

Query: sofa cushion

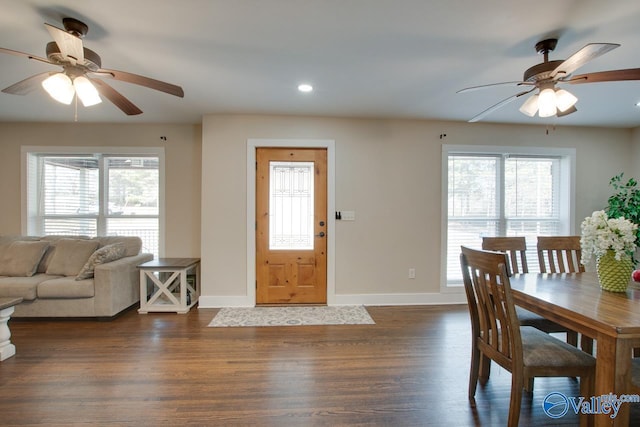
0;274;61;301
0;241;50;277
95;236;142;257
76;243;126;280
0;235;40;245
37;277;95;299
45;239;100;276
37;236;91;273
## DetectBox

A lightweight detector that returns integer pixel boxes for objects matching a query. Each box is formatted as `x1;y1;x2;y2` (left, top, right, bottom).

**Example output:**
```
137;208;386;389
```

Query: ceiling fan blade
45;23;84;65
468;88;536;123
550;43;619;79
0;47;53;66
457;81;532;94
566;68;640;84
2;72;55;95
95;68;184;98
89;77;143;115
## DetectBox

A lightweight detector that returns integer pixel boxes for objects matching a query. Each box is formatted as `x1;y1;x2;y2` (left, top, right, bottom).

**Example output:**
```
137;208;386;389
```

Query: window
442;145;575;287
23;147;164;257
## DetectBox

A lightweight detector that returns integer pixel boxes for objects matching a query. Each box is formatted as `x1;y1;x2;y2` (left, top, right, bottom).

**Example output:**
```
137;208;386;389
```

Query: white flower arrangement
580;210;638;264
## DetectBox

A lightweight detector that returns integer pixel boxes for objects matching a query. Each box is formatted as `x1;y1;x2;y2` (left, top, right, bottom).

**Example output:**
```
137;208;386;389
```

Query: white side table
137;258;200;314
0;297;22;361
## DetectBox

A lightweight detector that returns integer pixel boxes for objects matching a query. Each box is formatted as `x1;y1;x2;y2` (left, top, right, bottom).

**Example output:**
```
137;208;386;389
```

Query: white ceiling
1;0;640;127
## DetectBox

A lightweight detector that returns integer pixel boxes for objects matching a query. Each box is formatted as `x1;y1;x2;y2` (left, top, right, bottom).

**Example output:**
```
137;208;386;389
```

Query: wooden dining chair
460;246;595;427
536;235;592;354
484;236;553;392
482;236;529;275
482;236;582;378
537;236;585;273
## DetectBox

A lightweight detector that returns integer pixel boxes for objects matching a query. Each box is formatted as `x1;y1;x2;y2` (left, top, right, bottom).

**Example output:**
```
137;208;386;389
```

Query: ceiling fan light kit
42;73;103;107
519;85;578;118
519;93;539;117
554;89;578;112
42;73;74;104
0;17;184;116
459;37;640;122
538;86;557;118
73;75;102;106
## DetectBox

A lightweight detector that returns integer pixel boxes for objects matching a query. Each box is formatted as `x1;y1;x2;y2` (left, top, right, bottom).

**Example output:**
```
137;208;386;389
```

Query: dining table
509;271;640;427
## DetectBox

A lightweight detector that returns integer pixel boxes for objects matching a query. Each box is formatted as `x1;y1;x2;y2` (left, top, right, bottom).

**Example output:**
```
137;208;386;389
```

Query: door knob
315;231;325;237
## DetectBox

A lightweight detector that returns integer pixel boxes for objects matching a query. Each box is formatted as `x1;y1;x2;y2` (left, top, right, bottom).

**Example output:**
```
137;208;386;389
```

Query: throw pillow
95;236;142;257
45;239;100;277
0;240;50;277
76;243;126;280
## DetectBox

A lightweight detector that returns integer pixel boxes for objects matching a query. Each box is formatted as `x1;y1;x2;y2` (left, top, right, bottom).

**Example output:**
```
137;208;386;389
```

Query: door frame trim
247;139;336;306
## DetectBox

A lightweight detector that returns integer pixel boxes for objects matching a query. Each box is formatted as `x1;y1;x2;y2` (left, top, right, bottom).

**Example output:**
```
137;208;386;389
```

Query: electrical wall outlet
408;268;416;279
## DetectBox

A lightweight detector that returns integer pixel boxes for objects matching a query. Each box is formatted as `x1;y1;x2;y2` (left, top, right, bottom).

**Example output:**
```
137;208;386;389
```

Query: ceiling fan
0;17;184;116
458;38;640;122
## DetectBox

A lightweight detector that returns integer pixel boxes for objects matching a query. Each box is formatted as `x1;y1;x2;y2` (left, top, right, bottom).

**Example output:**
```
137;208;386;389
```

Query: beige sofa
0;235;153;318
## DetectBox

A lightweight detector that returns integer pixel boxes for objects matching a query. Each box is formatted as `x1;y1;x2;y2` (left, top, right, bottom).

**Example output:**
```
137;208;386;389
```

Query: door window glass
269;161;314;250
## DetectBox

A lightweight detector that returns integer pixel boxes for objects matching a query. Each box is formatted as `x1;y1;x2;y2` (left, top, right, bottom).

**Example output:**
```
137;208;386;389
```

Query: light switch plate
341;211;356;221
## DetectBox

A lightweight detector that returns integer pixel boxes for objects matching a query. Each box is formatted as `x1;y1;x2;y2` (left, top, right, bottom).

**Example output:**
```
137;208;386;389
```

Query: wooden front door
256;147;327;304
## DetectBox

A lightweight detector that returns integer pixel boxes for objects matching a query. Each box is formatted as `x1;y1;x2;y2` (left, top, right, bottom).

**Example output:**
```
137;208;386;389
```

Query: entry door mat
208;305;375;327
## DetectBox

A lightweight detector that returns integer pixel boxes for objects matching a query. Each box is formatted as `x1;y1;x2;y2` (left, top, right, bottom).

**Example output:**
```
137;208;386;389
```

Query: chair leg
524;376;534;393
469;346;480;400
579;374;595;427
479;354;491;385
508;374;524;427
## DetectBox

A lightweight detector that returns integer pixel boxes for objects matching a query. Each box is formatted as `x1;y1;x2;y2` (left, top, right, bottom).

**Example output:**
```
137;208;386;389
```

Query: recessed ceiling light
636;101;640;107
298;84;313;93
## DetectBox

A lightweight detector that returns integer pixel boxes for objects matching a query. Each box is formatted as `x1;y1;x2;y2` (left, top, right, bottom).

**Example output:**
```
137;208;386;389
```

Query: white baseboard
198;292;466;308
332;292;466;306
198;295;255;308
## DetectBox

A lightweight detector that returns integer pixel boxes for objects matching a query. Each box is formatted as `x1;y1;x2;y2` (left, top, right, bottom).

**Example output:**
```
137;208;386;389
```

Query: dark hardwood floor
1;305;638;426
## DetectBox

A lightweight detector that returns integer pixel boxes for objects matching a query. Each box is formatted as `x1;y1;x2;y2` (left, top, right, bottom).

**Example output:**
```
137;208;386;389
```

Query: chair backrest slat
537;236;585;273
482;236;528;275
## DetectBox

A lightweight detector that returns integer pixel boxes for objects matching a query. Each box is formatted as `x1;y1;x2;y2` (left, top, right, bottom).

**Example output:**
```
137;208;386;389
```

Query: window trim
21;145;166;257
440;144;576;292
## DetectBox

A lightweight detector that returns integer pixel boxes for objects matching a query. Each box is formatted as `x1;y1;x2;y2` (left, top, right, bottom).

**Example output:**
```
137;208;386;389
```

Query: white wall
200;114;633;306
0;118;635;307
0;122;202;257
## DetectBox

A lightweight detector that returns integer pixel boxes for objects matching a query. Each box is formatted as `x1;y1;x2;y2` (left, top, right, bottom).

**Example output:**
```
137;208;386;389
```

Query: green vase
596;250;634;292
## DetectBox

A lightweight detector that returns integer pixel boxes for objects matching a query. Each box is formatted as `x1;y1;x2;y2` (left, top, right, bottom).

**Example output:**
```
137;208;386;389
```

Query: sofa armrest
93;253;154;316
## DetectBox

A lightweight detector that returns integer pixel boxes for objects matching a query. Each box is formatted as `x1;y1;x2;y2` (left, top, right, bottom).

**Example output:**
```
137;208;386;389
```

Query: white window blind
444;148;573;286
24;149;162;257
